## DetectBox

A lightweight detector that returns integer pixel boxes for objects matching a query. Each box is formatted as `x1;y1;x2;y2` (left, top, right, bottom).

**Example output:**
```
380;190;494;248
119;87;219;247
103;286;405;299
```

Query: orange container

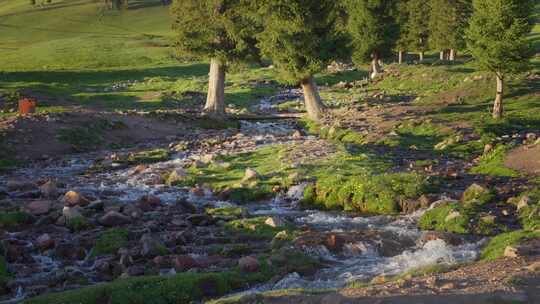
18;98;37;115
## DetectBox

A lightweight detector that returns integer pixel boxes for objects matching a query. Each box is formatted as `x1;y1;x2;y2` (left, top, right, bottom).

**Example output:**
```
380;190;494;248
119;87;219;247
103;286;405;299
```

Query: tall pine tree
395;0;410;64
429;0;471;61
172;0;259;118
346;0;399;79
404;0;430;61
466;0;535;119
256;0;346;121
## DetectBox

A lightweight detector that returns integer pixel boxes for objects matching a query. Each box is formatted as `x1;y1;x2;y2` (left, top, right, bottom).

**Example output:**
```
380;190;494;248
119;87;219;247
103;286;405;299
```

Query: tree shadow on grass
1;64;209;86
317;70;369;86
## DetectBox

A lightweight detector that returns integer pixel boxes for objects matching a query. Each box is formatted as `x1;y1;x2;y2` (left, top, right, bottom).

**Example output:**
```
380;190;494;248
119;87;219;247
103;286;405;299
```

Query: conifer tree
395;0;410;64
429;0;471;61
172;0;259;118
404;0;430;62
466;0;534;119
346;0;399;79
256;0;346;121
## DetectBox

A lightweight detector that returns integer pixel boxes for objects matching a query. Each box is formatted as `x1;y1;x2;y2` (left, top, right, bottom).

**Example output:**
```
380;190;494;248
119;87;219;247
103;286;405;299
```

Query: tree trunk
370;53;382;79
398;51;404;64
440;51;445;60
449;49;456;61
492;74;503;119
204;58;226;118
419;51;424;62
301;76;326;121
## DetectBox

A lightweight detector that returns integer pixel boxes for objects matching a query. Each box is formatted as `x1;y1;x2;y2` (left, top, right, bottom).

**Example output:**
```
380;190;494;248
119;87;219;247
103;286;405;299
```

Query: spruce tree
404;0;430;61
171;0;259;118
466;0;534;119
429;0;471;61
345;0;399;79
395;0;410;64
255;0;346;121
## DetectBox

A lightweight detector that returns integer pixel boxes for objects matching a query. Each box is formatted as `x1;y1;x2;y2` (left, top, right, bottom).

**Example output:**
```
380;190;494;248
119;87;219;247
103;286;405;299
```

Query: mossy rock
303;172;426;215
269;249;321;276
92;228;129;257
225;217;288;240
474;214;507;236
418;203;471;234
226;186;273;204
462;183;494;207
127;149;169;164
206;207;245;218
481;230;540;261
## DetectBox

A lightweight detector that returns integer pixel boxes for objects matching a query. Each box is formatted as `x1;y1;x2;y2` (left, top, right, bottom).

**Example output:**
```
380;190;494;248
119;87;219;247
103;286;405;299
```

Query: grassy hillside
0;0;173;70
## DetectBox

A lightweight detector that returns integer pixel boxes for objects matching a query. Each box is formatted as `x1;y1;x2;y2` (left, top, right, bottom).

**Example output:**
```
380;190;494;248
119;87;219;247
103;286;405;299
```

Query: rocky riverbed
0;116;487;303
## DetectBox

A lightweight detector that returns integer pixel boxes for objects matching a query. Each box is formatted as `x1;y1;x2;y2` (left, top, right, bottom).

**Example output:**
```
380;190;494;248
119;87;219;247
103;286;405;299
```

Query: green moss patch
418;202;471;234
300;119;366;145
225;217;290;240
470;144;519;177
206;207;245;218
462;183;494;207
303;172;428;214
92;228;129;257
481;230;540;261
0;211;31;229
126;149;169;164
167;145;296;203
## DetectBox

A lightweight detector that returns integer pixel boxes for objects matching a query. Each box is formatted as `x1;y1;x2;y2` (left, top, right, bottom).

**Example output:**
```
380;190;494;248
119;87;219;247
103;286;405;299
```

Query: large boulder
62;191;90;207
26;200;54;216
238;256;259;272
6;179;36;192
36;233;55;250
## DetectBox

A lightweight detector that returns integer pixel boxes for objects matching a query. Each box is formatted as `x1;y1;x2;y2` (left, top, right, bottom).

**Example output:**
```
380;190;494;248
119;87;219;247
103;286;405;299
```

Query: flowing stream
1;99;482;302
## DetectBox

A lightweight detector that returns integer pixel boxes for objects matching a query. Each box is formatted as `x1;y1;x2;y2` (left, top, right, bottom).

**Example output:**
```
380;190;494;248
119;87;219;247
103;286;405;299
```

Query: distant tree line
172;0;536;121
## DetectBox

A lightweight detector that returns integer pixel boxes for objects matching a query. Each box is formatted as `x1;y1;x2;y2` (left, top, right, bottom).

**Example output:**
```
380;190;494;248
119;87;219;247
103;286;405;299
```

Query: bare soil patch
505;145;540;176
0;111;183;160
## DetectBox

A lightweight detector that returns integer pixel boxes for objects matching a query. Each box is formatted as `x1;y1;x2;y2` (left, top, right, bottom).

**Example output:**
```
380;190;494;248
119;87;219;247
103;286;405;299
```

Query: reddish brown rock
136;195;161;212
26;200;53;216
36;233;55;250
238;256;259;272
174;255;198;271
99;211;131;227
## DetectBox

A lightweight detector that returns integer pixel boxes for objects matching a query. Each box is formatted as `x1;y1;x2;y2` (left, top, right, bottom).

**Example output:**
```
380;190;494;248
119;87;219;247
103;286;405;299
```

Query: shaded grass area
26;267;274;304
